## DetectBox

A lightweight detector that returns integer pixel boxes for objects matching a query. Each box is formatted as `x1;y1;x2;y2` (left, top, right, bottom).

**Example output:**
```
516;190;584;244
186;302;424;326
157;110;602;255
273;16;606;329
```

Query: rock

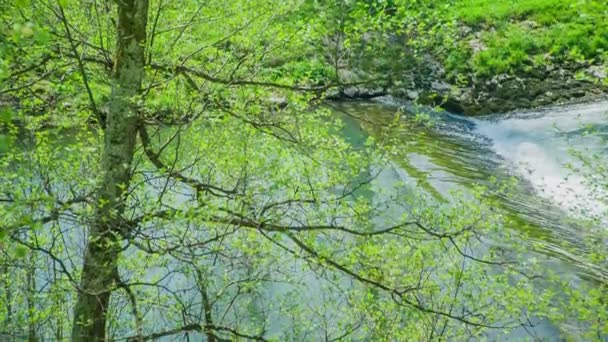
326;89;340;99
519;20;539;30
460;25;473;36
442;97;466;114
431;81;451;92
325;86;387;100
468;38;487;54
338;69;360;83
587;65;607;80
353;31;608;116
406;90;419;100
571;89;587;98
343;87;359;98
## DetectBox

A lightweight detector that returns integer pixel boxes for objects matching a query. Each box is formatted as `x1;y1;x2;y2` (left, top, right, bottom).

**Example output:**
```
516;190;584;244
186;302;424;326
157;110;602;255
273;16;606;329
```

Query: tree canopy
0;0;606;341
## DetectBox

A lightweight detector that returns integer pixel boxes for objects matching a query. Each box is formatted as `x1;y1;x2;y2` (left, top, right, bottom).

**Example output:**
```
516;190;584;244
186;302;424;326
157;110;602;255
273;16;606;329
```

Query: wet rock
420;71;608;116
571;89;587;98
326;86;388;101
442;97;466;114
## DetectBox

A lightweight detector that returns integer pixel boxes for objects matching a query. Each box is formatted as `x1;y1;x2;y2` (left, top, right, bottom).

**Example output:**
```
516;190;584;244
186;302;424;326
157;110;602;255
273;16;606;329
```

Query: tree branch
138;125;240;198
56;2;104;128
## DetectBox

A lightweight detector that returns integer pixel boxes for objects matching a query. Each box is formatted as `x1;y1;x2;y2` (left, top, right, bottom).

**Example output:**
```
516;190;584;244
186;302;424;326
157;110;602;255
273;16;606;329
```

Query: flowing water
331;99;608;339
333;99;607;269
4;99;607;340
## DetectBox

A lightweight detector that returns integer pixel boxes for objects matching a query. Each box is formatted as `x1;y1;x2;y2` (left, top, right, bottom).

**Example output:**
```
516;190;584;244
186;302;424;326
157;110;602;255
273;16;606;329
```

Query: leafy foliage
0;0;606;341
437;0;608;77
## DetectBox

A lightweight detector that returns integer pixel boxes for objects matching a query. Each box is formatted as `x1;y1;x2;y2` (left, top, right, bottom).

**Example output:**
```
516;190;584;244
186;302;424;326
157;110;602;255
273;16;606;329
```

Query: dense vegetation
439;0;608;79
0;0;606;341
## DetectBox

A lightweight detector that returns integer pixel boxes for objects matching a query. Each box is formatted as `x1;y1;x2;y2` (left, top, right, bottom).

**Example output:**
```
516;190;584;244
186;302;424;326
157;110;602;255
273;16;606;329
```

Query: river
331;98;607;340
3;99;606;341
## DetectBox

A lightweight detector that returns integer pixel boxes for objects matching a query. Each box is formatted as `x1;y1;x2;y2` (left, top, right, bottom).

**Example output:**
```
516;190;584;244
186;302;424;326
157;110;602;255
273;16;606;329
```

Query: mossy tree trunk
71;0;149;340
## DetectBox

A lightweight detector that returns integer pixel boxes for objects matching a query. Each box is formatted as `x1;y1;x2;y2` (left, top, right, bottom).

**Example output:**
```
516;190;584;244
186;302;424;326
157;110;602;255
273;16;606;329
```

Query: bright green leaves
0;107;13;154
0;106;12;122
9;21;40;43
0;0;604;340
14;0;31;7
17;22;34;38
0;134;9;154
14;245;28;258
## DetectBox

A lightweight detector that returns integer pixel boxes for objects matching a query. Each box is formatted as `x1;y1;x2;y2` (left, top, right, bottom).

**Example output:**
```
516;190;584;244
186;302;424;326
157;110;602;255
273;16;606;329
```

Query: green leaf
0;134;9;153
34;29;51;44
15;0;30;8
15;246;28;258
0;107;13;122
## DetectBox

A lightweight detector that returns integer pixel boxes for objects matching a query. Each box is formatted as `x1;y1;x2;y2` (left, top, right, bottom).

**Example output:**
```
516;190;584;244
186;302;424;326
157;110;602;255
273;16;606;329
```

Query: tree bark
71;1;149;340
27;257;37;342
2;262;13;341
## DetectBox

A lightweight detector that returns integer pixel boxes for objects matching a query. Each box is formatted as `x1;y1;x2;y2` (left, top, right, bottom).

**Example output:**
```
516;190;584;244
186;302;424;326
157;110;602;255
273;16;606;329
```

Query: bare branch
138;125;240;198
56;2;104;128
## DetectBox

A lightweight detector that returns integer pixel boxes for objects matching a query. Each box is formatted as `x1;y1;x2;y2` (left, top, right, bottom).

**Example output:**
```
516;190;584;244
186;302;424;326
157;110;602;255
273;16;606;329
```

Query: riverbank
412;68;608;116
331;0;608;116
426;0;608;115
331;70;608;116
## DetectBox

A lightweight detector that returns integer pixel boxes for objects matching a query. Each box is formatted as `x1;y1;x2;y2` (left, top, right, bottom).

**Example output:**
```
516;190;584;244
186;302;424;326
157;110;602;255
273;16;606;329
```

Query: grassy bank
439;0;608;81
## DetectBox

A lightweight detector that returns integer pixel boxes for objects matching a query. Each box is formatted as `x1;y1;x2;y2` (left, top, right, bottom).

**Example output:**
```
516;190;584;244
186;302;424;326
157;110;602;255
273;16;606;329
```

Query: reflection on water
332;99;607;340
4;99;606;340
331;98;608;279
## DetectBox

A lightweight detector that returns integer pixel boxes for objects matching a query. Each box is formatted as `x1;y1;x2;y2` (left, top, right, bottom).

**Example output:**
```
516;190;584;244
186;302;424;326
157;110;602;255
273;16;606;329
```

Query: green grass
452;0;571;27
439;0;608;78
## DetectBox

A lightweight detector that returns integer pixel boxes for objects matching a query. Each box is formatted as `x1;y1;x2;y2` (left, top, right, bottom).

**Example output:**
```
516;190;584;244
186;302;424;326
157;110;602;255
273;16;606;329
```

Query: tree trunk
27;257;37;342
71;1;149;341
2;262;13;341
